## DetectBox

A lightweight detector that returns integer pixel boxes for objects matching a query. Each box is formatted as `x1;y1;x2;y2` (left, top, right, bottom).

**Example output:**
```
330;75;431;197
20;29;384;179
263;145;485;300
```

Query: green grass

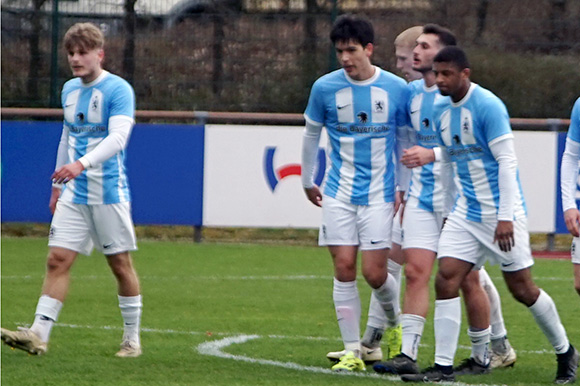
2;237;579;385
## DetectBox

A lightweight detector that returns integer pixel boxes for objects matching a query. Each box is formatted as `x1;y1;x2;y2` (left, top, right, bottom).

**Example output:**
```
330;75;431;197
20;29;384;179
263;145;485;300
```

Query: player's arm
302;119;323;207
439;148;456;219
49;124;70;214
490;135;518;251
51;115;134;184
561;137;580;237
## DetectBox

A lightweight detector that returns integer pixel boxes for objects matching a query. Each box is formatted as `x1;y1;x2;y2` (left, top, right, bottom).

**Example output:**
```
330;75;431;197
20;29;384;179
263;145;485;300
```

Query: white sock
528;289;569;354
372;274;400;326
362;292;387;348
434;297;461;366
30;295;63;343
401;314;426;360
479;268;507;340
468;327;491;366
387;259;403;307
333;278;361;355
118;295;142;346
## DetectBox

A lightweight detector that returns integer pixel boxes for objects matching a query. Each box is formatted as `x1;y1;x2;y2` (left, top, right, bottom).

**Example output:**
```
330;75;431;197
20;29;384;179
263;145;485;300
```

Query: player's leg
572;237;580;296
1;200;90;355
401;216;482;383
319;196;365;371
375;203;440;375
575;264;580;297
496;218;577;384
93;202;141;358
478;267;516;368
455;270;491;375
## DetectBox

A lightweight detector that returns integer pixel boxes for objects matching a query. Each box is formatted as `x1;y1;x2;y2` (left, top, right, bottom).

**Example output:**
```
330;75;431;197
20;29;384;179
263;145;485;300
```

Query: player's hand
304;186;323;207
494;220;514;252
564;208;580;237
401;146;436;168
49;187;61;215
51;160;85;184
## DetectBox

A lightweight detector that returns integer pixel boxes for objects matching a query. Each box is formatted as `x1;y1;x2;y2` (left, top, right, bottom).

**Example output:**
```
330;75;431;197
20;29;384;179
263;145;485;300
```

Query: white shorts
49;200;137;256
402;198;444;252
319;195;394;250
572;237;580;264
437;214;534;272
392;208;403;246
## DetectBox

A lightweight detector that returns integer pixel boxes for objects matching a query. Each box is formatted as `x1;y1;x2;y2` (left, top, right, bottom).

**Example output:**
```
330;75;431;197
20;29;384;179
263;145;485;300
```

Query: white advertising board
204;125;558;232
203;124;327;228
513;131;558;233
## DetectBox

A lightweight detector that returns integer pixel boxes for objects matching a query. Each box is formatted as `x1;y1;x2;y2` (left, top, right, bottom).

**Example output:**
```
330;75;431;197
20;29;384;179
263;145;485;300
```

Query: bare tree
25;0;48;102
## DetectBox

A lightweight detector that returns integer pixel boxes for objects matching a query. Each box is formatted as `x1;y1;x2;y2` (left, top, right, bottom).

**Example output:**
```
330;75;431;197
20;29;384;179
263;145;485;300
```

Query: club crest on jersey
357;112;368;123
373;100;385;113
263;146;326;192
422;118;430;128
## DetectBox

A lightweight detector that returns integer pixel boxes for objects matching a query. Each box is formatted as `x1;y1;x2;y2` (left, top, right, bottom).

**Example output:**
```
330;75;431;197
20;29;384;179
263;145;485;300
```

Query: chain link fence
2;0;580;117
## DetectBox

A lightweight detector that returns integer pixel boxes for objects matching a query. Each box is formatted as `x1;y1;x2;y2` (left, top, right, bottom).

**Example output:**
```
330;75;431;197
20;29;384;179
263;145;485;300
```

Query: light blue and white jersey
304;67;410;205
433;83;527;222
60;71;135;205
407;79;447;212
566;97;580;143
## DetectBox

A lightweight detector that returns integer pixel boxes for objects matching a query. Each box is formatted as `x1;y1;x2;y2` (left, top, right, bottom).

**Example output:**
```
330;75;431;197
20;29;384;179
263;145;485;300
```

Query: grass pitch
2;237;579;385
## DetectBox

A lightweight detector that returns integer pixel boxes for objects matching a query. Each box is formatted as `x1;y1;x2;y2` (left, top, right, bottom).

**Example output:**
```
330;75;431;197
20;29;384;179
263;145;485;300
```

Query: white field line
30;322;556;356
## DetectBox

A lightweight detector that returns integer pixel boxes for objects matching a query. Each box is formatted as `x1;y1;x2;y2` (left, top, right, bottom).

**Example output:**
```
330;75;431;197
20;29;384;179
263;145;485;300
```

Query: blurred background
2;0;580;117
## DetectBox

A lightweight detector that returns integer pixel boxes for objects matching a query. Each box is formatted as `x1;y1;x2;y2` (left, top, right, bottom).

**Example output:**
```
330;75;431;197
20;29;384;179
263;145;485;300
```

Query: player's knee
435;271;459;298
46;251;72;272
508;283;537;306
404;262;429;287
362;270;386;288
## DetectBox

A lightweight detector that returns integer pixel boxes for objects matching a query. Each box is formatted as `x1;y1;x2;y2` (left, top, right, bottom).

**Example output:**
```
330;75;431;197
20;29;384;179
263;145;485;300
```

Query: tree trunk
123;0;137;84
474;0;488;43
27;0;47;102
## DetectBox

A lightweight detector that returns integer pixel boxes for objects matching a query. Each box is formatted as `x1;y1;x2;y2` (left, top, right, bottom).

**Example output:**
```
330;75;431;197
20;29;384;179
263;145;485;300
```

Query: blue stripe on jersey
324;135;342;199
418;162;435;212
567;98;580;143
73;137;90;205
102;154;120;204
352;138;372;205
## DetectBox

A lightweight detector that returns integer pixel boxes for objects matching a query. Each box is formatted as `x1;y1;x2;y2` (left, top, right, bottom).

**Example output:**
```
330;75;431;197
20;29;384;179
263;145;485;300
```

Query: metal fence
2;0;580;116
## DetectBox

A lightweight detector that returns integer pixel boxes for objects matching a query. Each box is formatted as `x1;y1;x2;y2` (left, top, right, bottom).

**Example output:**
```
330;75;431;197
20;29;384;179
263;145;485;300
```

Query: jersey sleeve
110;80;136;120
481;97;513;144
566;97;580;143
304;80;325;125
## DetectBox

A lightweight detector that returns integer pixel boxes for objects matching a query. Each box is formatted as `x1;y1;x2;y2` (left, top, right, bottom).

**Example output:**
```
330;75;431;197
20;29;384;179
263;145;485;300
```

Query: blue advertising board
1;121;204;226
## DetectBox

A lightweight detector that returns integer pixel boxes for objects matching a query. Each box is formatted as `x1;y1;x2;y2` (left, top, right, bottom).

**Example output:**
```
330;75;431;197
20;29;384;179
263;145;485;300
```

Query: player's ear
461;67;471;80
364;43;374;57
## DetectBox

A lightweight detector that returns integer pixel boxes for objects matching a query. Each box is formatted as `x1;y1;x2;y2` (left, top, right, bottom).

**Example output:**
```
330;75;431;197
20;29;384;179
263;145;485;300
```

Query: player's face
433;61;469;98
395;45;422;82
67;45;104;83
412;33;441;73
335;39;374;81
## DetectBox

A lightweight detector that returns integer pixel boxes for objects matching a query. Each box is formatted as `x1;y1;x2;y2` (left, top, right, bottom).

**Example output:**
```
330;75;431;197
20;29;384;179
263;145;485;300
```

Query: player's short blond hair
394;26;423;49
64;23;104;51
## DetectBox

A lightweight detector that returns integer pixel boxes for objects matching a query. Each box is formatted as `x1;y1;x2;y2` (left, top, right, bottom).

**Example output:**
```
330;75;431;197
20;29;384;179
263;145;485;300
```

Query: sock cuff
35;295;63;321
387;259;402;273
468;326;491;342
528;288;548;313
118;294;143;308
401;313;426;324
333;278;356;289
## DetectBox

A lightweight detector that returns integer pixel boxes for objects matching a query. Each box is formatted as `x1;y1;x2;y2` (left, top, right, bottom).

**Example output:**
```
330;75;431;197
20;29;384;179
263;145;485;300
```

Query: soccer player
301;14;411;372
401;46;578;384
374;24;516;377
326;25;423;366
1;23;142;358
560;96;580;297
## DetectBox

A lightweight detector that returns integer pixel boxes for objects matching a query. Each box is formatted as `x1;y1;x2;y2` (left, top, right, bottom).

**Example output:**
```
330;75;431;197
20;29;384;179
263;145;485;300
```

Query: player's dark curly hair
330;14;374;47
423;24;457;47
434;46;470;70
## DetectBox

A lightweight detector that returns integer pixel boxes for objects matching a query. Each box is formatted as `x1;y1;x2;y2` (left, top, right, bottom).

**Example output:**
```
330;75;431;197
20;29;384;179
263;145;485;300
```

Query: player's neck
356;64;376;82
451;80;471;103
81;68;104;84
423;71;436;88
